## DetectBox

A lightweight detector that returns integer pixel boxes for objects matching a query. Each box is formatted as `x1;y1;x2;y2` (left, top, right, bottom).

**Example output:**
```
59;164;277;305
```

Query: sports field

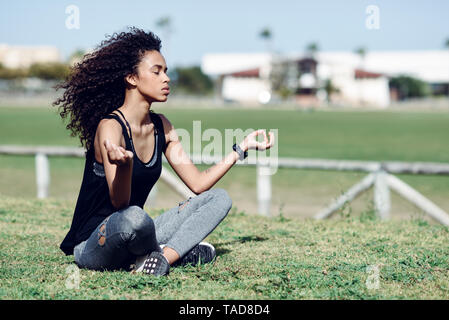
0;106;448;220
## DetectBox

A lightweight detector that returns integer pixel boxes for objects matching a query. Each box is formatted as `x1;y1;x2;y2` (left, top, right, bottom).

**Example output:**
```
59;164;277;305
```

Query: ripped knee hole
98;224;106;246
178;197;192;211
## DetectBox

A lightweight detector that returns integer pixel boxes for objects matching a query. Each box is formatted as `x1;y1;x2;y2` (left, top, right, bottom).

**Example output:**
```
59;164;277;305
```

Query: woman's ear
124;73;138;88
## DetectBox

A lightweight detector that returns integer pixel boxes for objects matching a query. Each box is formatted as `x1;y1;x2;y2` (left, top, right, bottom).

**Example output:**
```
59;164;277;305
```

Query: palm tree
354;46;367;66
306;42;319;58
156;16;173;34
259;27;273;53
323;79;339;105
156;16;174;61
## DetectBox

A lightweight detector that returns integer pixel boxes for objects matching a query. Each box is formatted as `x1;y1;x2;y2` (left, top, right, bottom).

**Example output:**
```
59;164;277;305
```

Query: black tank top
60;110;166;255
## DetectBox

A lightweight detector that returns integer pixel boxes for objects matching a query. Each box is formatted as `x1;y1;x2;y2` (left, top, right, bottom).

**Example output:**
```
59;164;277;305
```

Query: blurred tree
171;66;213;95
269;60;297;100
354;46;366;59
28;62;70;80
323;78;339;103
277;86;294;100
69;48;86;65
389;75;431;100
156;16;172;31
156;16;174;61
305;42;319;58
445;37;449;49
0;64;28;79
259;27;273;53
354;46;367;69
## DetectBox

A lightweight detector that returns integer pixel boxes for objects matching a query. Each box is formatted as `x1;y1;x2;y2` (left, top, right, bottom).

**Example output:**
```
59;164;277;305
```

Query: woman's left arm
158;114;275;195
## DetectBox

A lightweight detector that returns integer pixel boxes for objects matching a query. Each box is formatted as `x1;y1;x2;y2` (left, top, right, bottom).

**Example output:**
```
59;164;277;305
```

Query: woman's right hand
103;139;133;166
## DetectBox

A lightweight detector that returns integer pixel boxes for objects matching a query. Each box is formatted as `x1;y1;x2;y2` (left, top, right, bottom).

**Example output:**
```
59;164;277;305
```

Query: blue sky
1;0;448;67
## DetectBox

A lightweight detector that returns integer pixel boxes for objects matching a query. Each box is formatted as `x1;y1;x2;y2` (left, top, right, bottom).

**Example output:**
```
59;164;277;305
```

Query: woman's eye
153;71;160;75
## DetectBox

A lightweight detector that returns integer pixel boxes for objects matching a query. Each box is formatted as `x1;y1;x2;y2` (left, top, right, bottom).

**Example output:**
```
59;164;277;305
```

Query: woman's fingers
263;130;268;145
103;139;132;164
125;150;134;159
260;130;270;150
250;130;275;151
117;145;127;155
118;147;133;161
268;131;275;147
251;130;265;150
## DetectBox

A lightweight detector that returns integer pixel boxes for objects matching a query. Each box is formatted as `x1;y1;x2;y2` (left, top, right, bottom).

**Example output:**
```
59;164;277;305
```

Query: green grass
1;195;448;299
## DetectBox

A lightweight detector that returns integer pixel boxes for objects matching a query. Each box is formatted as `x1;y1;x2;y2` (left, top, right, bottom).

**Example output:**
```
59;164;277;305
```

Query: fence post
257;161;272;217
386;174;449;226
35;153;50;199
314;173;375;220
374;170;390;219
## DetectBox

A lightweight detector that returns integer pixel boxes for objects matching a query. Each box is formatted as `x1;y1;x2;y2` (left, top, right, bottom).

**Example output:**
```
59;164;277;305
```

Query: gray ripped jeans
73;188;232;271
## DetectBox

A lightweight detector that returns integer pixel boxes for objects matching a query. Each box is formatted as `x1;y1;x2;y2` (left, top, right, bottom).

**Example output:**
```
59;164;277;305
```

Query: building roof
228;68;260;77
201;53;272;76
317;50;449;83
202;50;449;83
354;69;384;79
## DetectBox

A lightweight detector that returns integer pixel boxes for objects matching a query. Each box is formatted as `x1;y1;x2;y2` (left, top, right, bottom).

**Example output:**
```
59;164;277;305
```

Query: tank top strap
149;112;167;153
103;113;133;150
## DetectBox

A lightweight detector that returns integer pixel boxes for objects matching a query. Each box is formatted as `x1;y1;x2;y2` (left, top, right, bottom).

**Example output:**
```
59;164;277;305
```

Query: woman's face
131;50;170;102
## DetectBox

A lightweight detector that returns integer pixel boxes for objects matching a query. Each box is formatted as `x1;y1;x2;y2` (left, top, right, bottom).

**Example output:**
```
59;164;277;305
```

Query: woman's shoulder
94;116;126;148
97;116;123;133
153;112;176;145
153;111;167;122
153;112;172;130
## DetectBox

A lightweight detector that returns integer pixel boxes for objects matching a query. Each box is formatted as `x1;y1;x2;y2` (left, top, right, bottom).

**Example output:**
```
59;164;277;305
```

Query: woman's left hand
240;129;275;152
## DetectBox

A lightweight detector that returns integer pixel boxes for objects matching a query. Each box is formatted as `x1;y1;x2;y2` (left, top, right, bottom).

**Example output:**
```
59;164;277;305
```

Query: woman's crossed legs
74;188;232;271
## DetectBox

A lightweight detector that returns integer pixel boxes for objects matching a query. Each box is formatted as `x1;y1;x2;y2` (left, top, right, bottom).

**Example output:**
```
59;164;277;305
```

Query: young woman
54;27;275;276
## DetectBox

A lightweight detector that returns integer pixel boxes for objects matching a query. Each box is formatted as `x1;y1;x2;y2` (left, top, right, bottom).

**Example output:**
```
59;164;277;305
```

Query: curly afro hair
53;27;162;150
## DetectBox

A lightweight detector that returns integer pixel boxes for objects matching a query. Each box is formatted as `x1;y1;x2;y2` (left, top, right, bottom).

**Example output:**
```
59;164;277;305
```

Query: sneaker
133;251;170;276
173;242;216;267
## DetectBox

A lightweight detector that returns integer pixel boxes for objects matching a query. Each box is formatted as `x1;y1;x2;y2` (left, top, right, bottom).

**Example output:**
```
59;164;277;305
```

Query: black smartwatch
233;143;248;161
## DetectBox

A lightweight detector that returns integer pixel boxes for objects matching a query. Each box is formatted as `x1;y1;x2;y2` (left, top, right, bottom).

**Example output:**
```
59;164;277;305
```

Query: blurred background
0;0;448;222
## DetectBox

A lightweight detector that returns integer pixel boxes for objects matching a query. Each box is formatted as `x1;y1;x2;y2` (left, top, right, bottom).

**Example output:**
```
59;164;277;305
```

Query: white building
201;50;449;108
202;53;273;104
0;44;62;69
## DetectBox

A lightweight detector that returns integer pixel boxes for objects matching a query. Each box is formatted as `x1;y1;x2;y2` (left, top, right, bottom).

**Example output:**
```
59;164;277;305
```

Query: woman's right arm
97;119;134;210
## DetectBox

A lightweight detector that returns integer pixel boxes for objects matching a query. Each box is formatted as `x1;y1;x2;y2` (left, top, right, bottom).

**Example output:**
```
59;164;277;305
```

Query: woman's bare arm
159;114;275;195
96;119;134;209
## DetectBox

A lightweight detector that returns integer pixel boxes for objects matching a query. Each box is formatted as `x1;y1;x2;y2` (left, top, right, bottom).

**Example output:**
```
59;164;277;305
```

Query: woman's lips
162;87;170;94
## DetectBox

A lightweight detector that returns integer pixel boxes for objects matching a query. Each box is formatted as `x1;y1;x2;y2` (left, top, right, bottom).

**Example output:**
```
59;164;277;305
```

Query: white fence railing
1;145;449;225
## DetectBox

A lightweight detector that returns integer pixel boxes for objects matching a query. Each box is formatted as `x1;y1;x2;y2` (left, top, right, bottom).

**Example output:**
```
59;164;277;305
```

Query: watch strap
233;143;248;160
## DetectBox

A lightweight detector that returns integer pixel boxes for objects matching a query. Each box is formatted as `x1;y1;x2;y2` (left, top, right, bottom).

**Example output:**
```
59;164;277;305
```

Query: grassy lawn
1;195;448;299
